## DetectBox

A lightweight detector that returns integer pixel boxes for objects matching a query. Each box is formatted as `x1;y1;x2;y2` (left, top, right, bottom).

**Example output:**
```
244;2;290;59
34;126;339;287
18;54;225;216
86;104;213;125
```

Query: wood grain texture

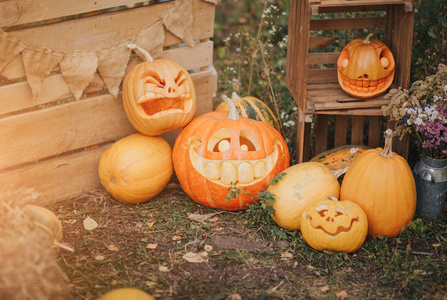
368;116;382;148
0;68;216;170
351;115;365;144
6;0;215;51
334;115;348;147
315;114;329;155
0;144;109;206
310;17;386;31
0;40;214;114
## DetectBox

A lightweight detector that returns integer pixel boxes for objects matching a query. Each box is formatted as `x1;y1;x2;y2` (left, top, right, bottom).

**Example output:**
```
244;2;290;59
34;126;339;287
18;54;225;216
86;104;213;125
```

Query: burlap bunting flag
60;52;98;100
163;0;195;47
97;45;132;99
21;48;63;102
0;31;25;73
0;0;216;101
134;23;166;61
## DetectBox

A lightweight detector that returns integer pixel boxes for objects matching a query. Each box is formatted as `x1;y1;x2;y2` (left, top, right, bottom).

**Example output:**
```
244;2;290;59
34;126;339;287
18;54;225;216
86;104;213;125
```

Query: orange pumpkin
172;95;290;211
98;133;173;204
122;44;196;136
337;34;395;99
340;129;416;237
300;196;368;253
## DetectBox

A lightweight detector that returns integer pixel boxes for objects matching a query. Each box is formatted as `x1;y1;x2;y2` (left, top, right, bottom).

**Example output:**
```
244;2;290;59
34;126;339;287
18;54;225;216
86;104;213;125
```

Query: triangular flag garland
0;0;216;101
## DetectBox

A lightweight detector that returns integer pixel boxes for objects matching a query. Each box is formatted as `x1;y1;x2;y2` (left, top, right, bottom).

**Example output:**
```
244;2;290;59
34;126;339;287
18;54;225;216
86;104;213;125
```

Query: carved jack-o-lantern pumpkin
337;34;395;99
122;44;196;136
172;95;290;211
300;196;368;253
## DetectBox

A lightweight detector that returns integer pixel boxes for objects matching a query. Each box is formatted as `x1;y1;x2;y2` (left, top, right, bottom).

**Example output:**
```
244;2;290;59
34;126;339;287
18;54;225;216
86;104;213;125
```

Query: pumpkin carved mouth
188;141;281;186
137;92;192;116
303;204;360;237
338;71;394;96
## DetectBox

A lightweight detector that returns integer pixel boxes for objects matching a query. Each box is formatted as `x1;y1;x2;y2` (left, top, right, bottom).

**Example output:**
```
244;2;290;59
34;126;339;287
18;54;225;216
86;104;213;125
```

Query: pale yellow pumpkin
267;162;340;230
98;133;173;204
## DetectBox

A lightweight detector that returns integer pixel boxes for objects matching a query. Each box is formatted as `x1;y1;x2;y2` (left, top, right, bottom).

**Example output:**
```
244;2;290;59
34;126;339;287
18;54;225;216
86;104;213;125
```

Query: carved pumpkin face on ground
173;96;290;211
300;196;368;253
123;44;196;136
337;34;395;99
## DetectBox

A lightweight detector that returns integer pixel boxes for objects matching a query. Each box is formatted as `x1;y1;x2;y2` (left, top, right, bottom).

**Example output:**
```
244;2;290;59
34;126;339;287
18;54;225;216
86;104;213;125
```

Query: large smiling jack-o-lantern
300;196;368;253
122;44;196;136
173;95;290;211
337;34;395;99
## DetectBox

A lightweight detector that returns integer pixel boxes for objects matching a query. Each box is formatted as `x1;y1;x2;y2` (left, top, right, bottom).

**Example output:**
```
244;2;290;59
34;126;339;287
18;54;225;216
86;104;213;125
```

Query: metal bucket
413;157;447;218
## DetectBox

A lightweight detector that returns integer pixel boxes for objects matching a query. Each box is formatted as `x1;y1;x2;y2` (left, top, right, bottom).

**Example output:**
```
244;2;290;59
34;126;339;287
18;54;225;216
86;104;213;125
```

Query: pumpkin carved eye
240;130;259;151
142;70;166;88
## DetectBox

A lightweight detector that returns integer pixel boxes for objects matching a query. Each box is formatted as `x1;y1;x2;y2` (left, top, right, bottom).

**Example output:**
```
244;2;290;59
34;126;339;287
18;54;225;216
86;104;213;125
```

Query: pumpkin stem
127;44;154;62
380;129;394;158
327;196;339;202
222;95;240;120
231;92;241;102
362;33;374;45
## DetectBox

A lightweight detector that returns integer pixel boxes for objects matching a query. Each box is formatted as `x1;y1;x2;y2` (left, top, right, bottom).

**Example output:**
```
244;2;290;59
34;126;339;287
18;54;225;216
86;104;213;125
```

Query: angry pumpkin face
300;196;368;253
123;57;196;136
337;34;395;99
172;96;290;211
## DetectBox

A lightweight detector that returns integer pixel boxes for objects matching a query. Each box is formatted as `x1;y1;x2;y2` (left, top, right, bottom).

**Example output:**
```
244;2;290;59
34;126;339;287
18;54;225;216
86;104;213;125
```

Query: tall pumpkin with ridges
340;129;416;237
173;95;290;211
122;44;196;136
215;92;281;131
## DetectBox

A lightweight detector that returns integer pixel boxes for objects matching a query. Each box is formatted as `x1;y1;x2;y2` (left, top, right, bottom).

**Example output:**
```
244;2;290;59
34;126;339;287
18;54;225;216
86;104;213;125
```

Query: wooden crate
0;0;218;205
286;0;414;162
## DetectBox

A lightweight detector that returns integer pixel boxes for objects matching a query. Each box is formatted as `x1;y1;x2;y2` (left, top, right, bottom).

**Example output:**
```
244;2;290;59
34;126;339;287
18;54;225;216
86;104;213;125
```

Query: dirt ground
51;177;447;300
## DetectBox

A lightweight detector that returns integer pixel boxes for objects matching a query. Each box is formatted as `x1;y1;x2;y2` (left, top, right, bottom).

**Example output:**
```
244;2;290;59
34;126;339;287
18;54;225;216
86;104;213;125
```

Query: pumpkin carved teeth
137;92;192;116
189;144;279;186
339;72;392;94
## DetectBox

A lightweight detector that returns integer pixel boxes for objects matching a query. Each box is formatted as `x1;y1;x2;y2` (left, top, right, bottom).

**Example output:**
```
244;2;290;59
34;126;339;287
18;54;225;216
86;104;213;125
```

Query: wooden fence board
6;0;215;51
0;144;109;205
0;68;215;170
334;115;348;147
351;115;365;144
310;17;386;31
0;0;162;27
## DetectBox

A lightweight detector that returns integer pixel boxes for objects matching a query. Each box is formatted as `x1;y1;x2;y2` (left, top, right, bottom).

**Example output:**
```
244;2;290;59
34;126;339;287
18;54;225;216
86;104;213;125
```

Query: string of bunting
0;0;220;101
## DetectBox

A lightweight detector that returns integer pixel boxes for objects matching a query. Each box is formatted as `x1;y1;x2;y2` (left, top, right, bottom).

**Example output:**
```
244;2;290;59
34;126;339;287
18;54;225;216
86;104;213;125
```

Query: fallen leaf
106;244;118;251
320;285;330;293
83;216;98;231
204;244;213;252
146;221;155;227
172;235;182;241
336;290;349;299
432;243;441;248
145;281;157;287
94;255;105;261
208;216;219;222
146;243;158;249
135;222;144;228
188;212;222;222
280;251;293;261
182;251;209;263
226;294;242;300
64;219;77;224
159;266;169;272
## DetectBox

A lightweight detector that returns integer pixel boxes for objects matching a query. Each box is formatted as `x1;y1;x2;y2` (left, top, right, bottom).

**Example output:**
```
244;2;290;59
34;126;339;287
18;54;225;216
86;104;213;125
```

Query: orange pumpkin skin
337;34;395;99
99;133;173;204
340;130;416;237
122;57;196;136
300;197;368;253
172;105;290;211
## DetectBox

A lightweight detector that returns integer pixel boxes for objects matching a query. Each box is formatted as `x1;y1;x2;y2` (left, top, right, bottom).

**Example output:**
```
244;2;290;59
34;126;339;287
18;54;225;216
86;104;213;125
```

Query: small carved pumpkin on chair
122;44;196;136
337;34;395;99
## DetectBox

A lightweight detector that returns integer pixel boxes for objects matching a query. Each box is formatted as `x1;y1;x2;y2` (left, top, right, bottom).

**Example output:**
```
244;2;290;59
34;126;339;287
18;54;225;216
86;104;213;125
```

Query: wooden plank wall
0;0;217;205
